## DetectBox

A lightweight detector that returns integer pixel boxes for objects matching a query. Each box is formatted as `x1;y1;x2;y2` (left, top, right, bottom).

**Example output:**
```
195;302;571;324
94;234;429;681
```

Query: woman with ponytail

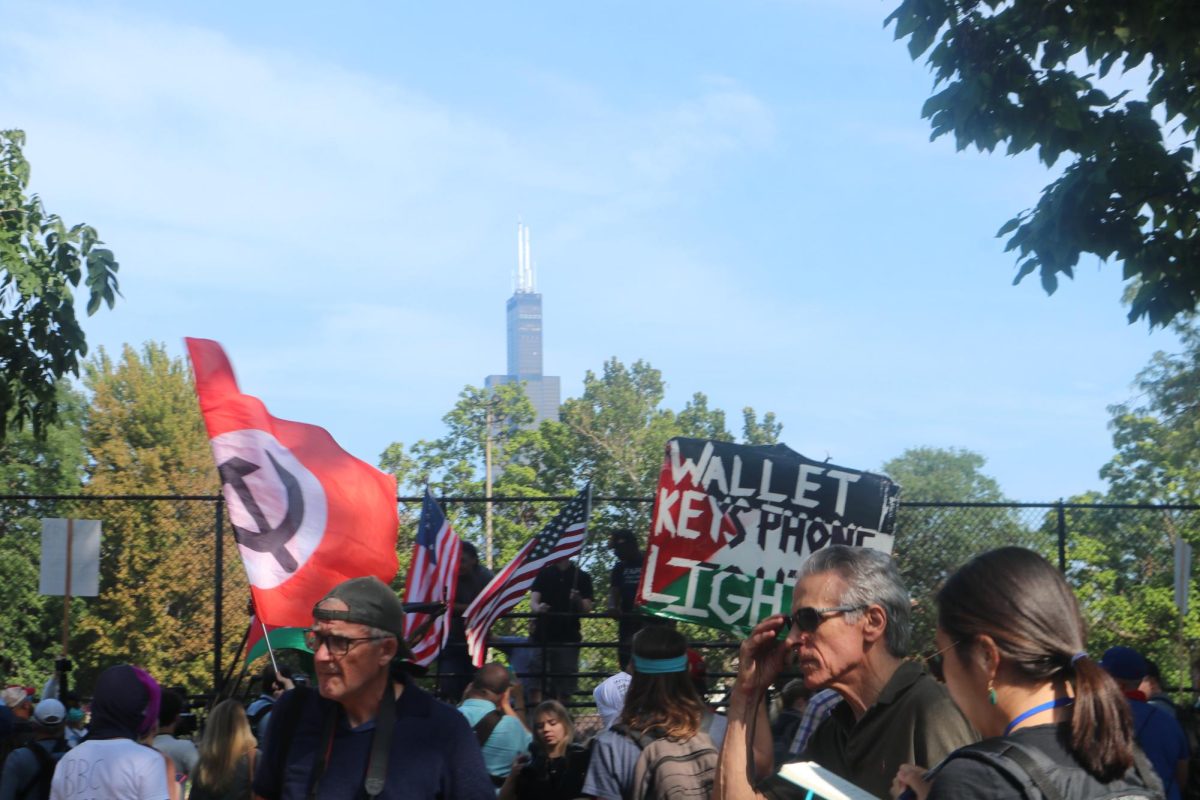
891;547;1163;800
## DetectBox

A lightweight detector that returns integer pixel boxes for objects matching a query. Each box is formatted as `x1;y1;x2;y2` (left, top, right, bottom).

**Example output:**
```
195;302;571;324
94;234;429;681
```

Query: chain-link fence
3;494;1199;709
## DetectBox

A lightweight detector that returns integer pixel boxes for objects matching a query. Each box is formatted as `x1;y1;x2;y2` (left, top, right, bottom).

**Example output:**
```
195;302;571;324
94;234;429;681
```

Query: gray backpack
612;723;718;800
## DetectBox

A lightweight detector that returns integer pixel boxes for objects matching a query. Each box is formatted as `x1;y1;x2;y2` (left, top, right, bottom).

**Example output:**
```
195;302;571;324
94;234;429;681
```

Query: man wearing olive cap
253;576;494;800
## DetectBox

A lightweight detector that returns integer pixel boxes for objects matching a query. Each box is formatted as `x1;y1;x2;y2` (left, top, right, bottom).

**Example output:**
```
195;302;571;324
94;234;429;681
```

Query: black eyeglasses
304;630;390;657
923;640;960;682
780;604;868;635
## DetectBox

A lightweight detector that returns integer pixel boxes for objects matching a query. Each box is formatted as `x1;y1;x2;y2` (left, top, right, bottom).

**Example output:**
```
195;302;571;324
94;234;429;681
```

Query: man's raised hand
732;614;790;701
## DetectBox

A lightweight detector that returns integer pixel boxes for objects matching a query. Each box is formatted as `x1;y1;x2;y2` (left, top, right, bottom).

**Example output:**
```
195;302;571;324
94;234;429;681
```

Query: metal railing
3;494;1198;707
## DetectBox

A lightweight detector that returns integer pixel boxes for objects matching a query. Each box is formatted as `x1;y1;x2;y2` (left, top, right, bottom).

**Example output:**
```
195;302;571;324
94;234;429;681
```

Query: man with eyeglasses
252;576;494;800
713;546;976;800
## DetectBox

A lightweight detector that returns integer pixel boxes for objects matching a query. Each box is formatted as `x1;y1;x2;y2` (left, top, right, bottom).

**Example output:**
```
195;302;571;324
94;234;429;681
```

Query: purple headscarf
87;665;162;740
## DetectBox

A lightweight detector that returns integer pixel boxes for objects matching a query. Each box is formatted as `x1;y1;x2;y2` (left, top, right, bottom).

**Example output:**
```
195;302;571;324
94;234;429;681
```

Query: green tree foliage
379;358;783;679
1057;496;1199;690
1103;317;1200;505
887;2;1200;327
0;130;121;440
883;447;1040;648
73;343;223;692
381;382;543;573
1084;317;1200;686
741;407;782;445
0;383;88;683
532;359;736;533
380;360;775;566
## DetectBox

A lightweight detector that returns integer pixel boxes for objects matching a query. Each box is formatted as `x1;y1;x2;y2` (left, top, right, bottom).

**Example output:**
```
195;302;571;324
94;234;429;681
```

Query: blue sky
0;1;1177;501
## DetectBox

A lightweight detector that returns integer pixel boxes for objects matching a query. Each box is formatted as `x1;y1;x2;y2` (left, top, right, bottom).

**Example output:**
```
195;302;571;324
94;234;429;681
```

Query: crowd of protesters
2;540;1198;799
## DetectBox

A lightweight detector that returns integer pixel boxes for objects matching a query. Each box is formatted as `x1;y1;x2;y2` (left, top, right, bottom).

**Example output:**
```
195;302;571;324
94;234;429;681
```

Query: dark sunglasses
779;604;867;635
923;641;960;682
304;630;390;657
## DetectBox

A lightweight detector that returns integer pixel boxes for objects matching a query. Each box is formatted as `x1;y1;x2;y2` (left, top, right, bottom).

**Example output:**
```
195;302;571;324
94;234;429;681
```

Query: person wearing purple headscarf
50;665;175;800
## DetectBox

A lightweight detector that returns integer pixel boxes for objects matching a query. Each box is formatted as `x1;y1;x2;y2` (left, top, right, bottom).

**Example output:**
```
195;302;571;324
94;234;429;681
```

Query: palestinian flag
636;438;899;635
244;615;311;666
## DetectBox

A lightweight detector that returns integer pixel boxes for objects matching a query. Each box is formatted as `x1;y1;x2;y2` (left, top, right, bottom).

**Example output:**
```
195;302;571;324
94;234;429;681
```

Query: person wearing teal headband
631;654;688;674
582;626;719;799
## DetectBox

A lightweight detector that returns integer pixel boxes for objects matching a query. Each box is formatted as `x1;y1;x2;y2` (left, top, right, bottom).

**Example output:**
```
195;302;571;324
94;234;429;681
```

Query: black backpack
248;699;274;740
18;740;66;800
944;738;1164;800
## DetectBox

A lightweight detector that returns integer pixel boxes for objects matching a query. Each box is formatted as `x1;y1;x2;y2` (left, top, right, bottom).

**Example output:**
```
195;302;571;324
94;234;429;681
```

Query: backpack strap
1129;747;1165;797
942;738;1063;800
363;681;396;798
613;723;667;751
473;709;505;748
998;741;1069;800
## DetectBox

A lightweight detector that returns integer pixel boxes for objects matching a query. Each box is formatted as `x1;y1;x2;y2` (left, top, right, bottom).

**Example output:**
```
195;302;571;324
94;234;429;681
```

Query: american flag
464;485;592;667
402;489;463;666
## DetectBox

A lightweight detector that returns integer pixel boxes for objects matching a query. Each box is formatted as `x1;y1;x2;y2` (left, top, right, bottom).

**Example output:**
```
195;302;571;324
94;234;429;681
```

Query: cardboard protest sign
636;438;899;635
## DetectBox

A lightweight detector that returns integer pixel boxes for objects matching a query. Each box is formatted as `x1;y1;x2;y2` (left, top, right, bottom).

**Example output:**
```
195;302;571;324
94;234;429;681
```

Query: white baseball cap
33;698;66;726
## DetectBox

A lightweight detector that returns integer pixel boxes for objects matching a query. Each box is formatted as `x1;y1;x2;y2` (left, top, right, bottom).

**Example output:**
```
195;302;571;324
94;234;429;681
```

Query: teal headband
633;654;688;674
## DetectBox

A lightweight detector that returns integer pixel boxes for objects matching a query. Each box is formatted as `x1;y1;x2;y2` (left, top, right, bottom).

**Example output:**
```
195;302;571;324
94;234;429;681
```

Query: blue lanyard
1004;697;1074;736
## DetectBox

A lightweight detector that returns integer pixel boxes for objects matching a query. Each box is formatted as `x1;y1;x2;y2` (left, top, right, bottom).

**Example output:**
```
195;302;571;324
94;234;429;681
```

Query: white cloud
0;4;781;462
1;7;775;298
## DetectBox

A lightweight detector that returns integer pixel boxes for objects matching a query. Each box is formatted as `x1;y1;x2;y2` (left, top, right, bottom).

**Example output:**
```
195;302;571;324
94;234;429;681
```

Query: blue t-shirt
457;699;532;778
581;729;641;800
253;677;494;800
1130;700;1189;800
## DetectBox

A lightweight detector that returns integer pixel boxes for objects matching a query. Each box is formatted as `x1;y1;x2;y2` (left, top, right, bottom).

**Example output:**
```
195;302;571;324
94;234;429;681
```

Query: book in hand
776;761;882;800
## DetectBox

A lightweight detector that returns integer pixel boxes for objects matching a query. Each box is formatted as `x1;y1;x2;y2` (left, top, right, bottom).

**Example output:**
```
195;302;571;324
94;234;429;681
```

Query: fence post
540;619;549;702
214;496;225;697
1056;499;1067;574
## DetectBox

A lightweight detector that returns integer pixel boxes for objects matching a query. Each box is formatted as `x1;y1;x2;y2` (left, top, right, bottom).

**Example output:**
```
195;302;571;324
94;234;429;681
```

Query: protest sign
40;518;101;597
636;438;900;635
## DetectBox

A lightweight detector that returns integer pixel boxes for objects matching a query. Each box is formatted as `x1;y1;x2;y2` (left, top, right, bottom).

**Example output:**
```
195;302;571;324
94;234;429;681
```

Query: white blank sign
40;519;101;597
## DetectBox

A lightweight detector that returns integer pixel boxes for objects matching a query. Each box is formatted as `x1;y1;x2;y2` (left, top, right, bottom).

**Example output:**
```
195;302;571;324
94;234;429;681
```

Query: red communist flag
186;338;398;628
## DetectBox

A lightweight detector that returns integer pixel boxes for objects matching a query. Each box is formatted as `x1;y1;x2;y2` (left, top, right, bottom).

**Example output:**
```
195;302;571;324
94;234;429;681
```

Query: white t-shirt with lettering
50;738;171;800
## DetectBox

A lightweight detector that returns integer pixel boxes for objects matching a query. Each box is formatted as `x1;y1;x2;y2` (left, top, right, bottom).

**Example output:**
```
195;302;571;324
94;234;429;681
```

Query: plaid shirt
787;688;842;757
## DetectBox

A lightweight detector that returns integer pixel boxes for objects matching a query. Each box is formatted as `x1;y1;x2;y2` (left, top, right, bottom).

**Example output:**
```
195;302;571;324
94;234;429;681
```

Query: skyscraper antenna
524;225;533;292
516;221;535;293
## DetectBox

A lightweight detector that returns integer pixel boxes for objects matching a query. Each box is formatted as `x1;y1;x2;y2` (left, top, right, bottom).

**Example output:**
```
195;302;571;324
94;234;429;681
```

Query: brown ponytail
1067;654;1133;780
937;547;1134;781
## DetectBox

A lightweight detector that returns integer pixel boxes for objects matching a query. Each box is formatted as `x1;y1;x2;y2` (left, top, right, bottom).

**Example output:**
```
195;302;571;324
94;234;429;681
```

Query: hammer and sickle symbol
218;451;304;573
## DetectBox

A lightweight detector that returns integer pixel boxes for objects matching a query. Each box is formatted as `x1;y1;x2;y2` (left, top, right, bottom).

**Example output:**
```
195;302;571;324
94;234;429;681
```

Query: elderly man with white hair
714;545;977;800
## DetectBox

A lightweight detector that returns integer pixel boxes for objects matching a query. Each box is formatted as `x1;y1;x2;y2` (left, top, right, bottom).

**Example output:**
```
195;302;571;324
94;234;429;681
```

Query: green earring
987;680;997;705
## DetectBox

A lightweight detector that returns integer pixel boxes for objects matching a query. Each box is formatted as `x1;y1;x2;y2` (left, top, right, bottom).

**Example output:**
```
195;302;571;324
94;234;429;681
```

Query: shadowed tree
887;1;1200;327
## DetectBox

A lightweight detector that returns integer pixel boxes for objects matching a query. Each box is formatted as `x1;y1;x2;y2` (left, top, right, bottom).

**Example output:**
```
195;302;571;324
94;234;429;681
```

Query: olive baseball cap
312;576;405;638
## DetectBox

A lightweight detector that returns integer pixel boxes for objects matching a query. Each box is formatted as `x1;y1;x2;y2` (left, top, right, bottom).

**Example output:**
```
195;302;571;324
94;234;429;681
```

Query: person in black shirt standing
441;542;494;703
606;529;645;670
529;560;593;705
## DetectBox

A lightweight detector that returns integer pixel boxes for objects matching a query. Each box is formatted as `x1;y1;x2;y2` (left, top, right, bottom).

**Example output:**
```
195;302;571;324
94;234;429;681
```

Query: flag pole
260;616;282;678
571;483;594;594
